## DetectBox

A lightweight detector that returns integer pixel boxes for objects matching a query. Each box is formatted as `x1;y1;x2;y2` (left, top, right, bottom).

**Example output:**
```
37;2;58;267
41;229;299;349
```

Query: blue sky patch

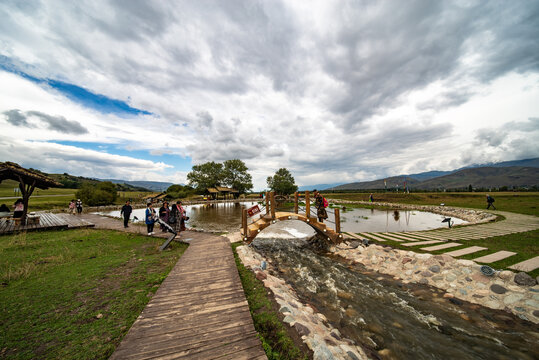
0;56;151;116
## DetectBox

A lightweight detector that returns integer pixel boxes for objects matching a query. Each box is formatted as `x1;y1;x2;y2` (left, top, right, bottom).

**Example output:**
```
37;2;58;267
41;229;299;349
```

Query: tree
186;161;224;192
166;184;195;199
222;159;253;195
267;168;298;195
76;181;118;206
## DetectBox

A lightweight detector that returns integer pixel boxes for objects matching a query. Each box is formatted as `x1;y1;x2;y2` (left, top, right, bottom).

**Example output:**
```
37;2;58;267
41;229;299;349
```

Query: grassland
0;229;187;359
323;191;539;216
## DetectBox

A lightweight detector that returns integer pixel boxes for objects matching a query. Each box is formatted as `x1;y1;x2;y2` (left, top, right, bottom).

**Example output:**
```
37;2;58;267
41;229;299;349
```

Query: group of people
68;199;83;214
0;200;22;217
143;200;187;236
313;190;328;223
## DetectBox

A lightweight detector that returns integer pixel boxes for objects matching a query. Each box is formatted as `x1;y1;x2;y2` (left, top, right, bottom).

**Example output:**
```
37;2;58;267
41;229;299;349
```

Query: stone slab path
509;256;539;272
473;251;517;263
421;242;462;251
358;209;539;272
443;246;488;257
401;240;443;247
65;213;267;359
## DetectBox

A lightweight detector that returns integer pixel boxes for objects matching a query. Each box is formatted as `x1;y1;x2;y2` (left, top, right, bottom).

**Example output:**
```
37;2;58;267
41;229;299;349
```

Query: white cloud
0;0;538;190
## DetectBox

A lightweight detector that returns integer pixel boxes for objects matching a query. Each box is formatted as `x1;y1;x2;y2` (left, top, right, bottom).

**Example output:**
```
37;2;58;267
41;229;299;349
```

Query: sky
0;0;538;190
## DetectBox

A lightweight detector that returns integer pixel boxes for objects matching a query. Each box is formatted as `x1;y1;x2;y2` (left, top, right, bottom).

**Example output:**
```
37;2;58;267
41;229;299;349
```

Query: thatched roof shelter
0;162;62;221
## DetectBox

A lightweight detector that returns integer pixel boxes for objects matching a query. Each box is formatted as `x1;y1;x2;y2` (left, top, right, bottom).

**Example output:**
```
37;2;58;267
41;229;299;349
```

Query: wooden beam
265;192;270;215
305;191;310;219
242;209;247;240
294;192;298;214
270;192;276;219
334;208;341;233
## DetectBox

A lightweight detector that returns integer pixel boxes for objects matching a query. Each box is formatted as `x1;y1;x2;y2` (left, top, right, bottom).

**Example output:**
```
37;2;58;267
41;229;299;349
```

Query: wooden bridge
241;191;344;244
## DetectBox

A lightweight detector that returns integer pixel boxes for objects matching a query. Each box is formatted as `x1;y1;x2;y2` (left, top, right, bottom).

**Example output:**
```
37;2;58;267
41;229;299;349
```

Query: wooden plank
111;233;265;359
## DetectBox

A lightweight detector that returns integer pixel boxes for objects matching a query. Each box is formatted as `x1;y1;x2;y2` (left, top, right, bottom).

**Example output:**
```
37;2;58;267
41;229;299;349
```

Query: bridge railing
242;190;341;237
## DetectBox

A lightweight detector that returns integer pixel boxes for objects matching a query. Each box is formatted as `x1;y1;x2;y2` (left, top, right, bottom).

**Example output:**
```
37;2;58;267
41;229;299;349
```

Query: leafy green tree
166;184;195;199
222;159;253;195
76;181;118;206
186;161;224;192
267;168;298;195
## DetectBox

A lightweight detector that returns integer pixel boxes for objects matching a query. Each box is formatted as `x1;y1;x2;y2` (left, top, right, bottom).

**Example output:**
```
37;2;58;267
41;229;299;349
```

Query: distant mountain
101;179;173;192
330;176;421;191
414;166;539;190
328;157;539;190
298;183;345;191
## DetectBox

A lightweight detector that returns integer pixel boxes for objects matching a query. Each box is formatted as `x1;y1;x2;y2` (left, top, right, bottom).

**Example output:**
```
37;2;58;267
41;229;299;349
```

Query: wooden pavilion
0;162;62;223
206;186;239;200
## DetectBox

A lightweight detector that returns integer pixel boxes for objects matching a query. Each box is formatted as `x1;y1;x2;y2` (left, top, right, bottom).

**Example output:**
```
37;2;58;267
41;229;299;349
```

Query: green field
324;191;539;216
0;229;187;359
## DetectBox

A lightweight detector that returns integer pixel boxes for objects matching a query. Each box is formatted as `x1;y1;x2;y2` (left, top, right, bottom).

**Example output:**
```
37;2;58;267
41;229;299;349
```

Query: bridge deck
110;231;266;360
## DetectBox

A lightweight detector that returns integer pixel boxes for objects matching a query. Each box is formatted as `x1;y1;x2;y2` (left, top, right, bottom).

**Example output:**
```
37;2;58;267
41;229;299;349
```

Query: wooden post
265;192;270;215
334;208;341;233
294;192;298;214
242;209;248;239
270;191;276;219
305;191;310;220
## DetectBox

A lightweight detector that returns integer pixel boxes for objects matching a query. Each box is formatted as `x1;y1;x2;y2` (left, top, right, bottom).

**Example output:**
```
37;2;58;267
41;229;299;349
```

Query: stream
252;224;539;360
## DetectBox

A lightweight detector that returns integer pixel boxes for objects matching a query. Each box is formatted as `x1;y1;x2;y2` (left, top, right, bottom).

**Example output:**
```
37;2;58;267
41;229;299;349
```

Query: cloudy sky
1;0;538;190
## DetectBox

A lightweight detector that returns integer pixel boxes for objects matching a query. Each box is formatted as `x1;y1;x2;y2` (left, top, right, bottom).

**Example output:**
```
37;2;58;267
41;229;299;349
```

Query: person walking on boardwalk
159;201;170;232
76;199;83;214
145;202;156;235
314;190;328;223
120;200;133;228
486;194;496;210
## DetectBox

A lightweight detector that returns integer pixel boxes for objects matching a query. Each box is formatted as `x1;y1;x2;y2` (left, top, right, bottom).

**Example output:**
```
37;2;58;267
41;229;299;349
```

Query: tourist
13;199;24;218
159;201;170;232
0;203;9;213
76;199;83;214
145;202;156;235
314;190;328;223
369;193;374;202
170;200;187;232
486;194;496;210
120;200;133;228
69;200;76;214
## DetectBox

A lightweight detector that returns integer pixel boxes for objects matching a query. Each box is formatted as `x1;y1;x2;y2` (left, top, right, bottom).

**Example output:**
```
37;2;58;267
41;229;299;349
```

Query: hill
330;176;421;191
101;179;173;192
47;174;149;191
415;166;539;190
298;183;345;191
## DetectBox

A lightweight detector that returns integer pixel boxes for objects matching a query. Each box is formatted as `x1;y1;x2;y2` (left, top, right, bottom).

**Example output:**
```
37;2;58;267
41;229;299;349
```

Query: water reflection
96;202;466;233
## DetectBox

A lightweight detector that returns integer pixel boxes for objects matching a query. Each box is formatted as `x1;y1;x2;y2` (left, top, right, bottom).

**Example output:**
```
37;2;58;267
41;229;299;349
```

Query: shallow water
97;202;465;233
252;233;539;360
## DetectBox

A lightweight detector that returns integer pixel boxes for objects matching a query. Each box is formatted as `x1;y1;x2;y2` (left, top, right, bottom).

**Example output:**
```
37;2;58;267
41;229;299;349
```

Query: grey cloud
319;1;539;126
474;129;505;147
2;109;32;127
196;111;213;128
21;110;88;134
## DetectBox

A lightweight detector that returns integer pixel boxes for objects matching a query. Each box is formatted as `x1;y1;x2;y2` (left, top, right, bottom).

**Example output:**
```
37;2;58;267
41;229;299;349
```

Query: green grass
363;229;539;278
0;229;187;359
324;192;539;216
231;243;307;360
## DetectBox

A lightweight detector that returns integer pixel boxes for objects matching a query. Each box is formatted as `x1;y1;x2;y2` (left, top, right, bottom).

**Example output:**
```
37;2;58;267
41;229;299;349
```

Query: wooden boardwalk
0;212;94;235
111;231;266;360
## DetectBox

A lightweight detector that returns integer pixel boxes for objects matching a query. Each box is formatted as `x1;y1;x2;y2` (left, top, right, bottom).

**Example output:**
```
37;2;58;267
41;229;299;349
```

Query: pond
96;202;466;233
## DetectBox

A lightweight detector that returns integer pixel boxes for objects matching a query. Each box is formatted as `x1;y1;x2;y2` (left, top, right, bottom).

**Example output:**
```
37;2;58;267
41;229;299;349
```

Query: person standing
486;194;496;210
69;200;76;214
120;200;133;228
76;199;83;214
369;193;374;202
314;190;328;223
145;202;156;235
159;201;170;232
